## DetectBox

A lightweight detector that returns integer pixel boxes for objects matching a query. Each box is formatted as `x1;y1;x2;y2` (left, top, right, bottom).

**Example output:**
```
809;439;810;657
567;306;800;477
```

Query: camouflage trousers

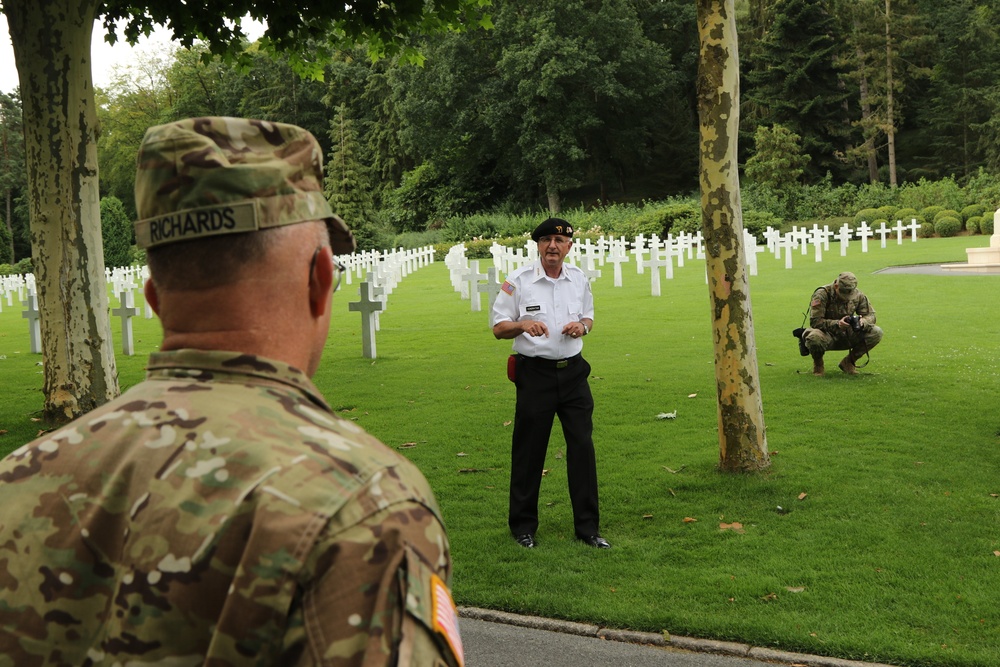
804;325;883;354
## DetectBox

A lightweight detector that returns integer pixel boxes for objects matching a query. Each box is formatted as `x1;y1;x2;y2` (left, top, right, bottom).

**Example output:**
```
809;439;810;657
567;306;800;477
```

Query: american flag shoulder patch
501;280;515;296
431;574;464;666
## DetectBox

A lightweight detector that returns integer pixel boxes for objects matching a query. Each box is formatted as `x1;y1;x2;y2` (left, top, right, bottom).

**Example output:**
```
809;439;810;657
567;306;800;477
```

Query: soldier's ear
144;279;160;316
308;246;334;319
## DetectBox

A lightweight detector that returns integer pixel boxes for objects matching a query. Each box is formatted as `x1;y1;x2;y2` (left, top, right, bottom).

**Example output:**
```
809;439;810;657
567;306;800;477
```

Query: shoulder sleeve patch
811;299;822;307
431;574;464;667
501;280;515;296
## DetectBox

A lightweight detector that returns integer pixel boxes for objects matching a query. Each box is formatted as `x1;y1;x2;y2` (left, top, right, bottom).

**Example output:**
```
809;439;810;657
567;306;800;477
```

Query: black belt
519;353;581;369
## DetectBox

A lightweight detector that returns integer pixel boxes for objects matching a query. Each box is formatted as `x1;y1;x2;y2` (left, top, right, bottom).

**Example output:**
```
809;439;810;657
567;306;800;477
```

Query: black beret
531;217;575;241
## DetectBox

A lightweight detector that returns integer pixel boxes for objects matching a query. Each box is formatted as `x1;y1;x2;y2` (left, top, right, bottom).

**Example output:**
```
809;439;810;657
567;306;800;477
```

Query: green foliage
0;217;11;264
876;205;897;220
393;229;445;250
965;216;981;234
894;208;920;224
933;209;960;224
918;222;936;238
13;256;32;275
744;124;810;191
920;205;946;223
742;210;782;240
854;208;882;225
899;178;964;212
130;245;147;267
934;216;961;237
100;196;134;269
960;203;986;221
982;216;995;235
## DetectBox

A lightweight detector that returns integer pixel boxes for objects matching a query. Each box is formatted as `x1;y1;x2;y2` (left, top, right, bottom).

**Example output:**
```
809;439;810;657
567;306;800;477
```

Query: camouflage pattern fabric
0;349;461;667
133;117;355;255
804;282;882;351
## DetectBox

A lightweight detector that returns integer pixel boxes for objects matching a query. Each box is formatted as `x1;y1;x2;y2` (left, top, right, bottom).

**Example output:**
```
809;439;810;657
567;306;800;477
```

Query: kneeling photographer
794;271;883;376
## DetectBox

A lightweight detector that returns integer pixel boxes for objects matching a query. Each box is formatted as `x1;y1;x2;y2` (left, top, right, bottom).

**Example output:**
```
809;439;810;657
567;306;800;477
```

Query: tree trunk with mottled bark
6;0;119;422
696;0;769;473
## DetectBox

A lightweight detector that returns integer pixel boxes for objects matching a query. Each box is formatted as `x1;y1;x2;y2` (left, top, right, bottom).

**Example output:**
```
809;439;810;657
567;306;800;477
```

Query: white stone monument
112;289;141;356
22;293;41;354
349;280;385;359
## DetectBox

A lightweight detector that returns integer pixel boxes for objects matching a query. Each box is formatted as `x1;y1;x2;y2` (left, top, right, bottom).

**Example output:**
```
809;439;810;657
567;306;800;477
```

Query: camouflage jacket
808;283;878;336
0;350;463;667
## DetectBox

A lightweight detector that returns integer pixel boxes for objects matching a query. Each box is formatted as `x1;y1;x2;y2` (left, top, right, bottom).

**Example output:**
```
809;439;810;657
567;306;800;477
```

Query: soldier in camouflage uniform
0;118;464;667
802;271;883;376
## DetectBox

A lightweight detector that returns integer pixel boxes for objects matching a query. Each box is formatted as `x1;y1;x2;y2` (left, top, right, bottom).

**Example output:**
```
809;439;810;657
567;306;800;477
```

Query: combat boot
811;352;825;376
838;354;857;375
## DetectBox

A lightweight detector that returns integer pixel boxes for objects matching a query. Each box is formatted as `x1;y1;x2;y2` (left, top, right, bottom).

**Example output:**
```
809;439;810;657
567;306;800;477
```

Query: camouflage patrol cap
134;117;355;254
836;271;858;294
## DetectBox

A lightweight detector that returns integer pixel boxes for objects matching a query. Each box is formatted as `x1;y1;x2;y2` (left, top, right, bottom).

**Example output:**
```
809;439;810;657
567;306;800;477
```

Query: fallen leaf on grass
683;517;698;523
0;430;7;436
398;442;417;449
656;411;677;420
991;493;998;498
36;430;49;437
30;418;40;423
993;551;1000;557
687;393;697;398
662;465;686;474
761;592;778;601
503;420;512;426
541;469;549;477
798;492;808;501
720;522;745;533
458;468;486;473
642;514;654;520
457;452;468;457
668;488;676;497
785;586;805;593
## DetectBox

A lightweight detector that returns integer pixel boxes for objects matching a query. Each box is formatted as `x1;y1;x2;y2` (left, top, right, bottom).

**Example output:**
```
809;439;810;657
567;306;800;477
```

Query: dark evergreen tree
99;196;133;269
0;91;25;263
743;0;854;182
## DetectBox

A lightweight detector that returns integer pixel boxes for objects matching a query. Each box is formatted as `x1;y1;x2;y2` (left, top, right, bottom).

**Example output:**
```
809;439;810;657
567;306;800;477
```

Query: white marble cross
643;243;669;297
631;237;648;274
779;233;797;269
907;218;920;241
856;222;873;253
349;280;385;359
893;219;906;244
467;260;487;313
606;244;629;287
876;222;891;248
21;293;41;354
479;267;504;313
112;289;141;356
834;224;853;257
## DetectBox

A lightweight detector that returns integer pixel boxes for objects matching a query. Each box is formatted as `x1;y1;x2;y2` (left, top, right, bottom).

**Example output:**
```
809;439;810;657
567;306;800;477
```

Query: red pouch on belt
507;354;517;382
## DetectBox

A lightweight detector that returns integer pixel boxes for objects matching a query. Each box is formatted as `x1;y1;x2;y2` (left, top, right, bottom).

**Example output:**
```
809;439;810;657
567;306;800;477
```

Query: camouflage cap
134;117;355;254
836;271;858;294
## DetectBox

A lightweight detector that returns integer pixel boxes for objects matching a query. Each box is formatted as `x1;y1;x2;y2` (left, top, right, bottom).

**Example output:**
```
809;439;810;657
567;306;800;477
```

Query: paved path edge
458;607;900;667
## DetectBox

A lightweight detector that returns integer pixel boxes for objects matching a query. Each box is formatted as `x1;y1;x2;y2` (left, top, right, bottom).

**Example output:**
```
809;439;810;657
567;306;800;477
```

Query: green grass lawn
2;235;999;666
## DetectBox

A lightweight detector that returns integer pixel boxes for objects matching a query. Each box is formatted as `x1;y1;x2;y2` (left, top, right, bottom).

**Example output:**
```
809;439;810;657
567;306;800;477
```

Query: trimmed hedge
934;216;962;237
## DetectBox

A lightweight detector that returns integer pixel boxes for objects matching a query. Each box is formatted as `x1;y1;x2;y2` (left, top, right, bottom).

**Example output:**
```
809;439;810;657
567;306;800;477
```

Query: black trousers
508;354;600;537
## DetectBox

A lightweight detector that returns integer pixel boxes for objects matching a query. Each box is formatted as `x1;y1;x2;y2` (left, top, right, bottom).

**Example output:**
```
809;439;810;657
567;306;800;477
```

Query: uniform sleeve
490;276;519;327
298;500;462;667
580;276;594;321
808;287;837;333
856;294;877;327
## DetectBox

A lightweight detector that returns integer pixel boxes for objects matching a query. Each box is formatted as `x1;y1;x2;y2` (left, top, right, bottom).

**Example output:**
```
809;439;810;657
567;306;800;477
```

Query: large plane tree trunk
696;0;769;473
6;0;119;422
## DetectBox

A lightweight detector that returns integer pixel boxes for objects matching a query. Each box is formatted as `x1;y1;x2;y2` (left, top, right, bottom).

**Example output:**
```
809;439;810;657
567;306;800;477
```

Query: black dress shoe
514;533;536;548
579;535;611;549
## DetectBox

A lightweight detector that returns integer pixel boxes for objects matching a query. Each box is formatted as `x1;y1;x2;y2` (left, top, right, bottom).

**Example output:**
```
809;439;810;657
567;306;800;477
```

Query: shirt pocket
519;303;547;320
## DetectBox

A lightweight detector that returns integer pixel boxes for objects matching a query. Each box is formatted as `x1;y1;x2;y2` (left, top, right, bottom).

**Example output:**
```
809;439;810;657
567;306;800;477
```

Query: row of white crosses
344;246;436;359
448;218;923;309
8;245;436;361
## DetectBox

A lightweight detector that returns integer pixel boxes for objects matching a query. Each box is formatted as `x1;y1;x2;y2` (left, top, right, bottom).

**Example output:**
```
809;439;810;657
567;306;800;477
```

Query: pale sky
0;16;265;95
